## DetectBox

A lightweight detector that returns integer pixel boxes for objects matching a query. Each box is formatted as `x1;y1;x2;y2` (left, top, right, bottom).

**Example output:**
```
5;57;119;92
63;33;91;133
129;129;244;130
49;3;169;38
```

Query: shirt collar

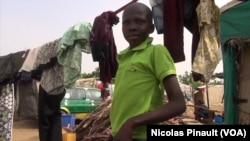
119;37;153;55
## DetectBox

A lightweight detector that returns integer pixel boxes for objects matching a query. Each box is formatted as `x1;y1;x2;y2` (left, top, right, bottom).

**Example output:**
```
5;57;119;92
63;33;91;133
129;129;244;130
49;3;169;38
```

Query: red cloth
97;83;103;90
90;11;119;83
163;0;185;63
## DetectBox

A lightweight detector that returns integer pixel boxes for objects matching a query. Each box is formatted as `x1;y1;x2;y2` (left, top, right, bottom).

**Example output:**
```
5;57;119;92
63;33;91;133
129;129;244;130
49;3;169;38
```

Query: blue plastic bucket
214;115;223;124
61;114;75;129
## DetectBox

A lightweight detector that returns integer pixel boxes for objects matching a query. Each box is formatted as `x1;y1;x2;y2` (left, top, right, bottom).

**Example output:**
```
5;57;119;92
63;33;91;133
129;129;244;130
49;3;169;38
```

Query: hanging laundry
0;50;28;86
19;47;40;72
150;0;164;34
150;0;201;65
90;11;119;83
18;47;41;81
32;38;66;141
162;0;185;63
32;38;64;95
0;84;14;141
90;0;138;83
183;0;201;64
192;0;222;82
56;22;92;88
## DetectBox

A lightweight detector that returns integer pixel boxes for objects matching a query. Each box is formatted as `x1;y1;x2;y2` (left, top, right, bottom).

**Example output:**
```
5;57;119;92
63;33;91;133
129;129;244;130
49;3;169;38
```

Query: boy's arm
130;75;186;125
113;75;186;141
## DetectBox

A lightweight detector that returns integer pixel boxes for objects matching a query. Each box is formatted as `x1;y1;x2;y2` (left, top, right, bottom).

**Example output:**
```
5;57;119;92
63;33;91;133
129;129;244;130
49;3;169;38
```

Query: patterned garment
0;84;14;141
192;0;222;82
33;39;64;95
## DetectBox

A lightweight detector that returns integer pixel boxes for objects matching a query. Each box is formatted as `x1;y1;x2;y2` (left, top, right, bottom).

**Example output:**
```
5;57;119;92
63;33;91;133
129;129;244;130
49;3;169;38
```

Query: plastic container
61;114;75;129
62;133;76;141
214;115;223;124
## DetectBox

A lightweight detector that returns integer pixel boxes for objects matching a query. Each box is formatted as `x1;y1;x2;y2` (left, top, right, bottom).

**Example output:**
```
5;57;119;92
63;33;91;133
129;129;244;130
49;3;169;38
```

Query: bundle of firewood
73;98;112;141
72;96;183;141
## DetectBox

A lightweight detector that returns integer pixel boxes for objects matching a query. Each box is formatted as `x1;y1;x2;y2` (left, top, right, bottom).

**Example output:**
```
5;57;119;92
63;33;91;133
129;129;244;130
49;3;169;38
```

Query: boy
108;2;186;141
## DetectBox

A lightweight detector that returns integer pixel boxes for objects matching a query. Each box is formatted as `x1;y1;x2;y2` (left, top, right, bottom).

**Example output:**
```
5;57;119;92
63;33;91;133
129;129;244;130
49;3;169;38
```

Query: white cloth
19;47;41;72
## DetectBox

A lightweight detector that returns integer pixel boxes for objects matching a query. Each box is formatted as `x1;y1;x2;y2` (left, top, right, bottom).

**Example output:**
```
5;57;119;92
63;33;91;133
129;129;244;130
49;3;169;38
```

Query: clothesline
113;0;138;15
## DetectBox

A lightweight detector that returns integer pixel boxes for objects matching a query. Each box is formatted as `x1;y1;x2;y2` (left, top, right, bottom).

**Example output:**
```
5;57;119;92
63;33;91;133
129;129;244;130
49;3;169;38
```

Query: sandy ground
12;85;224;141
12;119;39;141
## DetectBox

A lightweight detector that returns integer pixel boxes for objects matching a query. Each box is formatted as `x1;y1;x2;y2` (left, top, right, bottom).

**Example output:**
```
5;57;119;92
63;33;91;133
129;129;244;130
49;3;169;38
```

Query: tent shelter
220;0;250;124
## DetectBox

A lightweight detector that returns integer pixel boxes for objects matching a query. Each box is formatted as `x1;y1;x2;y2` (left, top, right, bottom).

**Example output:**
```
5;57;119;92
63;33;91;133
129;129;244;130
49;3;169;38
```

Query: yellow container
62;133;76;141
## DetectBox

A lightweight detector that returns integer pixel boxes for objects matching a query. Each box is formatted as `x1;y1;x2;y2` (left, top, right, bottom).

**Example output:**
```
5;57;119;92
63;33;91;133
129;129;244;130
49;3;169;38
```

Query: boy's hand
113;119;134;141
106;134;113;141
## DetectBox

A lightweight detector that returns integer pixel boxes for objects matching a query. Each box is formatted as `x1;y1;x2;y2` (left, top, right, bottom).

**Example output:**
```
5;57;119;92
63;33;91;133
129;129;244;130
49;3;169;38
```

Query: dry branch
73;98;112;141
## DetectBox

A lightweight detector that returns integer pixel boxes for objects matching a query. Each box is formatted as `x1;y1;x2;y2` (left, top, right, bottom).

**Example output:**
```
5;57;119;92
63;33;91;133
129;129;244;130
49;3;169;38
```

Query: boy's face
122;5;154;48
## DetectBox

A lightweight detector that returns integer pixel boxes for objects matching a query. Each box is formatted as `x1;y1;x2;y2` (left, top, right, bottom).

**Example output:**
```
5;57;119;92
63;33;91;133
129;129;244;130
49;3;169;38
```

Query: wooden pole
206;82;210;109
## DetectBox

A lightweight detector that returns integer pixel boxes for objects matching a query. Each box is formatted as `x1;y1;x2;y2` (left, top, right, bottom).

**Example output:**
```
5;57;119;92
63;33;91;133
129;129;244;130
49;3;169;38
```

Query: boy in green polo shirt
108;2;186;141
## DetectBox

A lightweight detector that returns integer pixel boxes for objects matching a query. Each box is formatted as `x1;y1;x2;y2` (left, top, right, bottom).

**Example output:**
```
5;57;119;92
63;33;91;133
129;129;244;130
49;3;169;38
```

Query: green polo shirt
110;37;176;139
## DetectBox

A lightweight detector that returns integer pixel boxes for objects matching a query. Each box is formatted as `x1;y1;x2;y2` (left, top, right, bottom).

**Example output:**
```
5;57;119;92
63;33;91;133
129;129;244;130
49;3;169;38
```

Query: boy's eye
135;19;145;24
122;21;129;25
122;19;146;27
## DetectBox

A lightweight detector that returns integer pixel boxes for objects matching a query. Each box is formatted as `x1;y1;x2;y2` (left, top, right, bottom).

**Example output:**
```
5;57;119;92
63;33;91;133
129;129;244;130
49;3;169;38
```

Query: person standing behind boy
101;82;110;101
107;2;186;141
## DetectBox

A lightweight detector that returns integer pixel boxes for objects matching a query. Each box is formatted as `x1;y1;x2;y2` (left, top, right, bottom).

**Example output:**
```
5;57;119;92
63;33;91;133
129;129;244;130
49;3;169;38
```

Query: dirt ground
12;85;224;141
12;119;39;141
